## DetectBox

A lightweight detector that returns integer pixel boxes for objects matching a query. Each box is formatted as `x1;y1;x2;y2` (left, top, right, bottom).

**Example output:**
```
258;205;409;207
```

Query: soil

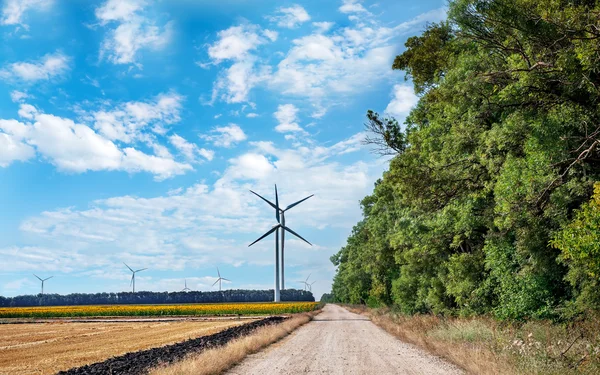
57;317;286;375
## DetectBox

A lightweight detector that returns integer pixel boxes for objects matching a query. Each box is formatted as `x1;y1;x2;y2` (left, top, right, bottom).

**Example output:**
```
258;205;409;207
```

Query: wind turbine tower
33;274;53;295
124;263;147;293
249;185;313;302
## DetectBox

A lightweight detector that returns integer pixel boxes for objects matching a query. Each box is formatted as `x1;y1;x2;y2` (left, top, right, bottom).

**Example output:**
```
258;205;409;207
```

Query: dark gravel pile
56;316;287;375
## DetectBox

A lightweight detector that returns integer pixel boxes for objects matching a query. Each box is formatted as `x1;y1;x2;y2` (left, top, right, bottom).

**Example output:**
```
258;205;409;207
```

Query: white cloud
1;0;52;27
0;104;192;180
96;0;173;65
169;134;214;162
312;21;334;33
269;4;310;29
10;90;30;102
385;84;418;119
207;24;267;62
0;132;35;167
0;53;69;82
265;8;446;115
339;0;368;14
263;29;278;42
246;113;259;118
91;92;184;143
206;24;275;104
200;124;247;148
274;104;305;133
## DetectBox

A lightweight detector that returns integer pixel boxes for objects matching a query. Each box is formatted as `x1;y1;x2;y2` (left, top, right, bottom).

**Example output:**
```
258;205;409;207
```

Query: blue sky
0;0;445;299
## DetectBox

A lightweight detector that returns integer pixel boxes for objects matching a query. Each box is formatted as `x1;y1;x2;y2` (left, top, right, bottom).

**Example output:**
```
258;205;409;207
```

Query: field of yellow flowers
0;302;319;318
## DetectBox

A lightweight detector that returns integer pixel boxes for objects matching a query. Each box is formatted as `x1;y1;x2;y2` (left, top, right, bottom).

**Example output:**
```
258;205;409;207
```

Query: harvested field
58;317;285;375
0;319;251;375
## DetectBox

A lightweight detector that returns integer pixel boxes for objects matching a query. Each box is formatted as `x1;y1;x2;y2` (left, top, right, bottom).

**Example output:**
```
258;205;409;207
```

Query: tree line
0;289;314;307
330;0;600;320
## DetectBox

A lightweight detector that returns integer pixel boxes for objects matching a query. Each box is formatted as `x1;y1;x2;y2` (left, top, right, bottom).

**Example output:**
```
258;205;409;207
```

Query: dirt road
227;304;463;375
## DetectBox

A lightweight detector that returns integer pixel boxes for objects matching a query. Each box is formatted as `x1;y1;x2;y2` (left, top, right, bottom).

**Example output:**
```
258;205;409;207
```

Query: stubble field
0;319;248;375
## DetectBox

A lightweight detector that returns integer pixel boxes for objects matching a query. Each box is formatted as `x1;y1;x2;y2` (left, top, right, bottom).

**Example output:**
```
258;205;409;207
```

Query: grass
0;302;319;318
343;305;600;375
150;311;318;375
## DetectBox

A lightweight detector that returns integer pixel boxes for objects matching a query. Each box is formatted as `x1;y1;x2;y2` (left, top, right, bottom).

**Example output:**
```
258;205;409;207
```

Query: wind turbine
124;263;147;293
249;185;313;302
212;267;230;291
182;279;191;292
33;274;53;295
308;280;317;292
298;273;312;291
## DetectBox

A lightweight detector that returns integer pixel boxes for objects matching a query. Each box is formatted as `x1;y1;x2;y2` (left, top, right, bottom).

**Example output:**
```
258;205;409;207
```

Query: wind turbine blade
284;194;314;211
275;185;280;223
217;267;220;278
135;268;147;273
283;226;312;246
248;225;280;247
33;274;42;281
212;279;220;286
305;273;312;283
123;263;134;272
130;275;134;287
249;190;278;211
44;276;53;281
221;278;231;282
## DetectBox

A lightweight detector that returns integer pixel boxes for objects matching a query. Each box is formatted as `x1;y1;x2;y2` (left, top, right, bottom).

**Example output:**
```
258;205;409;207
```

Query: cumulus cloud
0;53;69;83
265;8;445;115
384;84;418;119
0;104;192;180
274;104;305;133
10;90;30;102
1;0;52;27
169;134;214;162
95;0;173;65
269;4;310;29
339;0;368;14
206;24;275;104
90;92;184;143
200;124;247;148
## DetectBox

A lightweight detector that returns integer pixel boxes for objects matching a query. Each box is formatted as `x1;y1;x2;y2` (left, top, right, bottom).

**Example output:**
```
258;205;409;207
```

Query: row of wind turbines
31;185;316;300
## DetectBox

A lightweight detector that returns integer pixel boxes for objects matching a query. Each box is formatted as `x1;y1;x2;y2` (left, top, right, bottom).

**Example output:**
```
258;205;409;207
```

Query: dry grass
343;305;600;375
0;320;248;375
150;311;319;375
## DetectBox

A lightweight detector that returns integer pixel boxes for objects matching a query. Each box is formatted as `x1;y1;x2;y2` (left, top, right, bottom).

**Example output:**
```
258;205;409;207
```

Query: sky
0;0;445;300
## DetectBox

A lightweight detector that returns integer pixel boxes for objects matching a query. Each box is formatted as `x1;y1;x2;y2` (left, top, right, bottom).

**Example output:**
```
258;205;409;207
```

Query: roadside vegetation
344;305;600;375
0;302;319;318
150;312;318;375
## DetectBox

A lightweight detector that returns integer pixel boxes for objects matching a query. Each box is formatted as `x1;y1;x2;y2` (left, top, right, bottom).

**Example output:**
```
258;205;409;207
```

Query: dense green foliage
331;0;600;320
0;289;314;307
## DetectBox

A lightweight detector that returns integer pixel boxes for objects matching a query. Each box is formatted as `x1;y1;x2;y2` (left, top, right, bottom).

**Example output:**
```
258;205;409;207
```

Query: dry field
0;319;250;375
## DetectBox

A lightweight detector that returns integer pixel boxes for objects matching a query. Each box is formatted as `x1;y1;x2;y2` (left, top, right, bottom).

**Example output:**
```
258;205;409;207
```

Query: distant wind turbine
212;267;230;291
249;184;313;301
182;279;191;292
33;274;53;295
298;273;312;291
308;280;317;292
124;263;147;293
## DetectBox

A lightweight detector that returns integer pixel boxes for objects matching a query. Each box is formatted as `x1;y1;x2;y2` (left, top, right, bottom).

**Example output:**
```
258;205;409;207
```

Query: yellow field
0;302;319;318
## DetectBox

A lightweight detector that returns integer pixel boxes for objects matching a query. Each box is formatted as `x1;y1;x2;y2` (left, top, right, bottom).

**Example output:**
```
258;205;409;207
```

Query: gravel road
227;304;464;375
